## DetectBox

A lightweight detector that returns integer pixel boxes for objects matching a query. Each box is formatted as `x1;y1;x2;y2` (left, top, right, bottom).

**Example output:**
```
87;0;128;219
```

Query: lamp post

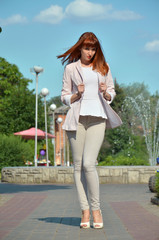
50;104;57;166
57;117;63;166
62;114;66;166
41;88;49;167
30;66;43;167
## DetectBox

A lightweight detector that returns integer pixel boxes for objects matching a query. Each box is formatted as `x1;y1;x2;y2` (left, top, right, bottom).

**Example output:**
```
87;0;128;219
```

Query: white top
80;67;107;119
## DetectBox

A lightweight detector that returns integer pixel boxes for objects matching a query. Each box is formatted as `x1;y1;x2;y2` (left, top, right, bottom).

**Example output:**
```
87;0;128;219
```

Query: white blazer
61;59;122;131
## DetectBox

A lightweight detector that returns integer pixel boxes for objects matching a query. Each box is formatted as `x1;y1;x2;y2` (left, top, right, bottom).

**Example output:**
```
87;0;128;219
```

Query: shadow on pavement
37;217;80;227
0;183;72;194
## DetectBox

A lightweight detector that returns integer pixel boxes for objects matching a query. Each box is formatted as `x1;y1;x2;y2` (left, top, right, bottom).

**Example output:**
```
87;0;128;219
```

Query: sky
0;0;159;100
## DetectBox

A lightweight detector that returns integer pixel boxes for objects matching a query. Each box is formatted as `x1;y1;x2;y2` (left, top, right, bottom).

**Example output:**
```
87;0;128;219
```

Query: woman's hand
99;82;111;101
99;82;107;93
70;83;85;104
77;83;85;95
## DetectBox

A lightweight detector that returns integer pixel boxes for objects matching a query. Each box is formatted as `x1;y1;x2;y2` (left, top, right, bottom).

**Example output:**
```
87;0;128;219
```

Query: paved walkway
0;183;159;240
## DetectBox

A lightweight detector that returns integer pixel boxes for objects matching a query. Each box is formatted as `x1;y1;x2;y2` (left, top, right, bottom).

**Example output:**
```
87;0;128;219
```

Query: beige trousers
66;116;106;211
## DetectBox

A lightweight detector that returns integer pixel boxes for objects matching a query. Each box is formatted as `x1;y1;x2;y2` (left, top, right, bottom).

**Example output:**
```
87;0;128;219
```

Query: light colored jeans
66;116;106;211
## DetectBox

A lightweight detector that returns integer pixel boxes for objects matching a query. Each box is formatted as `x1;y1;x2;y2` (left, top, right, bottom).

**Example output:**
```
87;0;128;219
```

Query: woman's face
80;46;96;64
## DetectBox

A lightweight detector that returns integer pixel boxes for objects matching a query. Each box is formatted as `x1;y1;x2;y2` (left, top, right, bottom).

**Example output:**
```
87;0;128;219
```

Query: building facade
49;105;70;166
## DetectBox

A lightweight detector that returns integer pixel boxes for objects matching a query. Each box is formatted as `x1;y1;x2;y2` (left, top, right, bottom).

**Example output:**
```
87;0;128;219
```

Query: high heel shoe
80;221;90;228
93;222;103;229
92;210;103;229
80;210;90;228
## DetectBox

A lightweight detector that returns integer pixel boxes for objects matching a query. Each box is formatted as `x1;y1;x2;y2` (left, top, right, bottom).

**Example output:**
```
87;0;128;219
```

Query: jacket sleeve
105;66;116;104
61;65;73;106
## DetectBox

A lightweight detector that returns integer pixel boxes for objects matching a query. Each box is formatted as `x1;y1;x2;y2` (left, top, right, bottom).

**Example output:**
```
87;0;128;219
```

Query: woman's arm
61;65;85;106
70;83;85;104
103;91;111;101
61;65;73;106
99;66;116;104
99;82;111;101
105;66;116;103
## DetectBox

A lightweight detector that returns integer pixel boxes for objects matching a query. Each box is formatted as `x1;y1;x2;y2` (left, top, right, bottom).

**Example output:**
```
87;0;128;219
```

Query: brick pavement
0;183;158;240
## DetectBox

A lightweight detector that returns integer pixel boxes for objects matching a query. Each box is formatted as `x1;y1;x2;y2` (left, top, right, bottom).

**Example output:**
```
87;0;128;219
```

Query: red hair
57;32;109;76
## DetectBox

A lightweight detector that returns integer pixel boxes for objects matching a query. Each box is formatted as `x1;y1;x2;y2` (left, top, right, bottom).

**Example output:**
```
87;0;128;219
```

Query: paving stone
0;183;158;240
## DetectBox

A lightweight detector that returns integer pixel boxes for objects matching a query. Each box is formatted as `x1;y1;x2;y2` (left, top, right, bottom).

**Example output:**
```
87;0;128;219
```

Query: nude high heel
93;210;103;229
80;220;90;228
80;210;90;229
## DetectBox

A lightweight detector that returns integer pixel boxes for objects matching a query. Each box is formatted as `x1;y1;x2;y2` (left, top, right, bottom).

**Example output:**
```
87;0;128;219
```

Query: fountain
123;94;159;166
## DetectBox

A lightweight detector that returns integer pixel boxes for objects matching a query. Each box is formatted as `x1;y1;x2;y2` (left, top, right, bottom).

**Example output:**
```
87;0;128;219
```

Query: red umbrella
14;127;55;140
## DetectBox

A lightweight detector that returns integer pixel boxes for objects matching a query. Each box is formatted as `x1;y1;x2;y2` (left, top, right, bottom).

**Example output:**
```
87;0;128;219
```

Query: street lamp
57;117;63;166
50;104;57;166
41;88;49;167
30;66;44;167
63;125;66;166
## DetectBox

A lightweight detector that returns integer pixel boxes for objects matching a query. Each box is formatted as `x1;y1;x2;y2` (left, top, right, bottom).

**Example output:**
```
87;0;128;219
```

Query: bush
98;153;149;166
155;172;159;198
98;132;149;166
0;134;32;171
0;135;55;171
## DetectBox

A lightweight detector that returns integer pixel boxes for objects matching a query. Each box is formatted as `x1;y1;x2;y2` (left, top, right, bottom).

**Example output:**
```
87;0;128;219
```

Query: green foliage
0;135;55;171
0;57;45;134
99;130;149;165
120;82;152;136
100;123;147;158
0;134;32;171
48;139;54;165
47;96;62;108
122;82;150;99
155;172;159;198
106;125;131;154
0;57;29;95
111;80;126;113
98;153;149;166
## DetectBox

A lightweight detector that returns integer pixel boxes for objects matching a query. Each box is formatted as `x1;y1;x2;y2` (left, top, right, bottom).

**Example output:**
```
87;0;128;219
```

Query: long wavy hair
57;32;109;76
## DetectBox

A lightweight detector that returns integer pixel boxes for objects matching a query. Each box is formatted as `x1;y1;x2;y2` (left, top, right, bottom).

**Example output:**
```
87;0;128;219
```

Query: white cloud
110;10;142;21
144;40;159;52
0;1;143;27
0;14;27;26
65;0;110;20
34;5;64;24
65;0;142;21
33;0;142;24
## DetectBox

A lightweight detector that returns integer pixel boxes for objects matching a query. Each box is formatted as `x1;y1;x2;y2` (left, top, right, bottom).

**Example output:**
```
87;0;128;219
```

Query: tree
0;134;32;170
122;82;150;99
47;95;62;108
0;57;45;134
111;79;126;113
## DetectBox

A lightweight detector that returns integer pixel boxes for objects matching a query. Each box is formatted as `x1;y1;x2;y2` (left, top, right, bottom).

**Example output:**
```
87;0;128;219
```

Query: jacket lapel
75;59;84;84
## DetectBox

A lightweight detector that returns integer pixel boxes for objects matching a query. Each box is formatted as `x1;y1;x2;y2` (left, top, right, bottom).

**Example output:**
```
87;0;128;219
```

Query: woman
57;32;122;229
